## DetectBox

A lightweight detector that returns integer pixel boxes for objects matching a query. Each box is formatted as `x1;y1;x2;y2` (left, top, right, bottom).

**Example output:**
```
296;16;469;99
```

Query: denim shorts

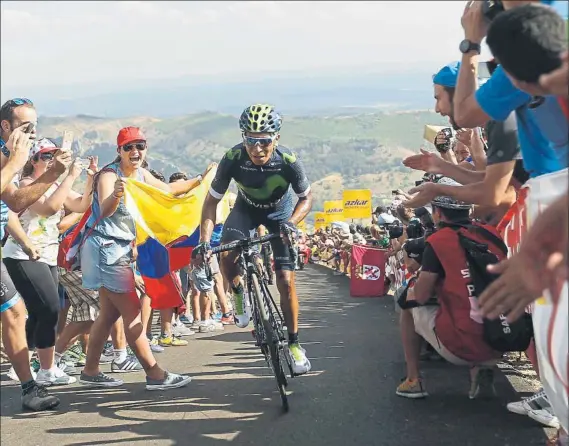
81;234;135;294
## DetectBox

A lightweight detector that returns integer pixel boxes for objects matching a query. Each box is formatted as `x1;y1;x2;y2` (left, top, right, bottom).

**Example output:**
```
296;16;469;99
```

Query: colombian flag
123;168;230;309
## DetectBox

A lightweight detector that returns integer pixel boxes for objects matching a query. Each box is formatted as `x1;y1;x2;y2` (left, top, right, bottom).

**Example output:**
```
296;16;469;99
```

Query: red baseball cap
117;126;146;147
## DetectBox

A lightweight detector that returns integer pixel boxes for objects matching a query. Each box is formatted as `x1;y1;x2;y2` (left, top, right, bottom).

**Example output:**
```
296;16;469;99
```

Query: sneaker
199;322;215;333
172;323;195;337
469;367;497;399
99;342;114;364
233;287;251;329
221;314;235;325
30;358;41;373
333;270;344;276
56;359;78;376
36;367;77;386
190;321;201;332
80;371;123;387
21;383;60;411
158;334;188;347
528;406;560;429
111;355;144;373
75;352;87;367
63;343;84;364
286;343;311;375
396;378;428;399
149;337;165;353
212;312;222;322
179;314;193;325
146;371;191;391
507;389;553;416
7;366;36;382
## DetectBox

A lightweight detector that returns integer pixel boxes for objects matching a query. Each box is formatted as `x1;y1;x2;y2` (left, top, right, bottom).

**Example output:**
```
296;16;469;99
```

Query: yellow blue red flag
123;168;230;309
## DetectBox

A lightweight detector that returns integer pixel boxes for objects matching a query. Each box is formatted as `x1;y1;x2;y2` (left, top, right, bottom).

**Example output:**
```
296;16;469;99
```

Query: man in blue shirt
454;0;568;176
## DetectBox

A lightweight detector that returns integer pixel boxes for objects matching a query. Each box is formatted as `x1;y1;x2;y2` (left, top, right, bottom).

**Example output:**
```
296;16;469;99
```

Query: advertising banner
342;189;372;219
324;200;344;223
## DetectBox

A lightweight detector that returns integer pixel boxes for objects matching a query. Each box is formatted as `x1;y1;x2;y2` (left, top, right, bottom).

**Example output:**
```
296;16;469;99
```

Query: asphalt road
0;264;549;446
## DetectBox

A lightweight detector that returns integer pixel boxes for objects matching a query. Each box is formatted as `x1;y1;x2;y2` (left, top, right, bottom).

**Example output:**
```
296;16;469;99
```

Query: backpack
451;223;533;352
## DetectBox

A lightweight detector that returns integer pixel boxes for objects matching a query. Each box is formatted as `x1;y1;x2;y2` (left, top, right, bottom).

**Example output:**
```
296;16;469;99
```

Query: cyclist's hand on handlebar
194;241;212;265
279;221;298;246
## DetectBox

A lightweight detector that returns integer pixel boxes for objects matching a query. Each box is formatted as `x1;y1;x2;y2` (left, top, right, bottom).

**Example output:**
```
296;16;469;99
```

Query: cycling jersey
210;143;311;271
209;143;310;212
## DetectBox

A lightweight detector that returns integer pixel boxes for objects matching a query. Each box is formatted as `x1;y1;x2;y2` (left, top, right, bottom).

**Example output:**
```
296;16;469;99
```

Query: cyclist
198;104;312;375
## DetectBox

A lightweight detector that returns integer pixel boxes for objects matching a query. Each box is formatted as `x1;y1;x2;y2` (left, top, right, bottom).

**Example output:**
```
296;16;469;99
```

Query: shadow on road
0;264;548;446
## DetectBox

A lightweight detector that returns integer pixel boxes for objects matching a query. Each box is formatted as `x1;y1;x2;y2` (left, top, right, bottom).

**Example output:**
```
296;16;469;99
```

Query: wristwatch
459;39;481;55
196;174;203;183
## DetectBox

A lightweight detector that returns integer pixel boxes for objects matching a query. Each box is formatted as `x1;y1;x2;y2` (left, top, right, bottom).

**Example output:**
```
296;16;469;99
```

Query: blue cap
433;61;461;88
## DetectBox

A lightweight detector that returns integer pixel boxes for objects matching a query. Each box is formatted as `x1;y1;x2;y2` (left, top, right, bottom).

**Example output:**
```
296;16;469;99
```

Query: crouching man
397;178;504;400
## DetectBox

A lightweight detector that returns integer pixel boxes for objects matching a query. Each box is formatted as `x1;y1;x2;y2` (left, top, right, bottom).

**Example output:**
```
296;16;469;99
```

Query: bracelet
112;192;123;199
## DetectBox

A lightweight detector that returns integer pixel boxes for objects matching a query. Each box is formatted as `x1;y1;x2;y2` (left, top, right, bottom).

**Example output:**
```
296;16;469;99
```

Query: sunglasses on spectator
8;98;34;106
121;143;147;152
243;134;277;147
33;152;55;162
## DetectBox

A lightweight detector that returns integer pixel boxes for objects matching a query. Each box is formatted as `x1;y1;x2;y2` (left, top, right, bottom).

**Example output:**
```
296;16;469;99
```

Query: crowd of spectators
306;2;568;444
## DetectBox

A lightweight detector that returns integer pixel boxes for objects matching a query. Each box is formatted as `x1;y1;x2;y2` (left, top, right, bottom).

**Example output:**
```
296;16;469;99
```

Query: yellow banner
342;189;372;219
324;200;344;223
314;212;326;230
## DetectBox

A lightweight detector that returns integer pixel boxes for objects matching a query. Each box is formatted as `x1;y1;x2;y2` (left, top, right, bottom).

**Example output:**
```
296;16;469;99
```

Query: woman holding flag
79;126;214;390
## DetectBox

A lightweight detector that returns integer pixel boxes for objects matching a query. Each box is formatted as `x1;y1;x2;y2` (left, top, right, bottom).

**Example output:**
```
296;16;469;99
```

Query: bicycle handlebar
210;233;280;255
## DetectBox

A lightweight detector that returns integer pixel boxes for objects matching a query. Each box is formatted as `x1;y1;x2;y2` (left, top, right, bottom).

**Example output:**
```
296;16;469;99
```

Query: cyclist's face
243;132;279;166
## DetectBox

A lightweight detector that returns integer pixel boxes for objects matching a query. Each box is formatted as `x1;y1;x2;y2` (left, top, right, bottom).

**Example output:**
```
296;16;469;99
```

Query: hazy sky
1;1;491;90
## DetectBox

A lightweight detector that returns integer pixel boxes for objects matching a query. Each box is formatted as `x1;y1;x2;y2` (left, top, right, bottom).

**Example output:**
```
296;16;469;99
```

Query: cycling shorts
220;200;293;271
1;261;21;313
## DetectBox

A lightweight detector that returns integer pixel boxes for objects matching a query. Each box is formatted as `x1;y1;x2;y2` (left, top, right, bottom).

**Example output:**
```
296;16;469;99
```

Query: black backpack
448;223;533;353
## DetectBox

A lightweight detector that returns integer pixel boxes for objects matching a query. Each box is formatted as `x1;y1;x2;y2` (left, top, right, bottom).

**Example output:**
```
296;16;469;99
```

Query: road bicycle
208;232;298;412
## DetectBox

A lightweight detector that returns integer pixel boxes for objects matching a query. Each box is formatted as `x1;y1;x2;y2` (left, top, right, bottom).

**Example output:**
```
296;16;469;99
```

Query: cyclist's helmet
239;104;282;133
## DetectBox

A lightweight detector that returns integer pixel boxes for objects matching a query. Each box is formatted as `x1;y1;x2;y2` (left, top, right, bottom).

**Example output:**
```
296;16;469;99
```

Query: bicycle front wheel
251;273;289;412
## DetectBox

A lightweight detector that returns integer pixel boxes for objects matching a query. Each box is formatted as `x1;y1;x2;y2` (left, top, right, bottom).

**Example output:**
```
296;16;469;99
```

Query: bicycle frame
208;232;296;411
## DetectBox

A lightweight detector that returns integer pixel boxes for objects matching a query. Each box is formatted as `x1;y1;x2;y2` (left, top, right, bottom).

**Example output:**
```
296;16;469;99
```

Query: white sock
114;348;127;363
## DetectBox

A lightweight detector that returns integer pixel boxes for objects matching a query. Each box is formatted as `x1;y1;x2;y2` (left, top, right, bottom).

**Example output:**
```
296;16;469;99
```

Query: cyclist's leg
219;203;256;328
266;220;311;374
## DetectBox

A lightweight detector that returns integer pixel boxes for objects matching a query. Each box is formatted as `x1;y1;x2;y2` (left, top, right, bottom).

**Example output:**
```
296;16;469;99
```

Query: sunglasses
121;143;147;152
33;152;55;162
243;134;277;147
9;98;33;106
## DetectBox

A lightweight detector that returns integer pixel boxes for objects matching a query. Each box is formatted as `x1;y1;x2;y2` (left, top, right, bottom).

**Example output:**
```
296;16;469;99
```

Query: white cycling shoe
286;343;312;375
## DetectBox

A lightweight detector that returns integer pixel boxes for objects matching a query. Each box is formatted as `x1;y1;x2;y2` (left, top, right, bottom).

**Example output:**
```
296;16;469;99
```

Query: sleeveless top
3;183;64;266
86;162;145;242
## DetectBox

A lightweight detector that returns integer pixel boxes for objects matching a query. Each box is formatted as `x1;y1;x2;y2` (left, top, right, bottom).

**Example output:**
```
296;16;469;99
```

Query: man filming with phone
1;98;72;412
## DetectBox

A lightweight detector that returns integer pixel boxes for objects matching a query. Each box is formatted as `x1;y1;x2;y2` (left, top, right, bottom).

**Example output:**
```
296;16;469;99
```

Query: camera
388;221;404;240
435;128;453;153
482;0;504;22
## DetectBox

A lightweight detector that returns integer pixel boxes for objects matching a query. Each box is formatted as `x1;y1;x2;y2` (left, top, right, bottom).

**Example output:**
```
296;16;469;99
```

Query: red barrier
350;244;388;297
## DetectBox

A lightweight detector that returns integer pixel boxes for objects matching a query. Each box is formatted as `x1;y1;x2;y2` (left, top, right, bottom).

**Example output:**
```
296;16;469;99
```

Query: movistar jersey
209;144;311;210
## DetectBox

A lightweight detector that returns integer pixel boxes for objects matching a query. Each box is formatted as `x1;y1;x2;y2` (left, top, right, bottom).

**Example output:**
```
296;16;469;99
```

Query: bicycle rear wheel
251;274;289;412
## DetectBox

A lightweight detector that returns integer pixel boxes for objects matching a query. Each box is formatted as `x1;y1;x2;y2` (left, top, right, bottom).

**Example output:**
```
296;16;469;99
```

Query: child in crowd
190;249;223;333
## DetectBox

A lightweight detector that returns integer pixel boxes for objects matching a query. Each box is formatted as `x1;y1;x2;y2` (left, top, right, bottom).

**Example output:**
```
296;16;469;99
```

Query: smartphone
24;122;35;134
391;190;398;195
61;130;74;151
478;61;498;80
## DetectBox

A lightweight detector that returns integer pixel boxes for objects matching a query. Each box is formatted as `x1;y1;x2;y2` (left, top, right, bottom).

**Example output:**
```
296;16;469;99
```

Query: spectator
396;178;503;400
79;126;211;390
0;98;69;411
3;138;95;386
454;0;568;176
486;3;567;102
404;61;524;226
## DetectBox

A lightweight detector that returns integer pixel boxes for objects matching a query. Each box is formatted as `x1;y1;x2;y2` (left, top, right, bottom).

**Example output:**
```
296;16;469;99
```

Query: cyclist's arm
286;153;313;225
200;154;232;243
